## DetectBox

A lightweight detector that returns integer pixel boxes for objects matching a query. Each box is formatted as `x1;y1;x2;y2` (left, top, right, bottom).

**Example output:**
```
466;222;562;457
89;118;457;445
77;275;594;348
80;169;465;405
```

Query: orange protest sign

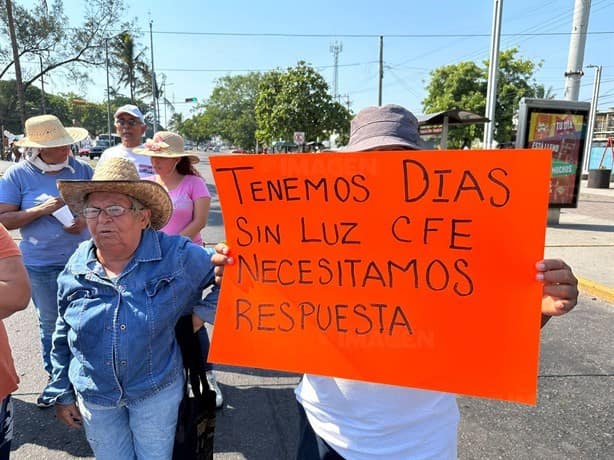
209;149;552;404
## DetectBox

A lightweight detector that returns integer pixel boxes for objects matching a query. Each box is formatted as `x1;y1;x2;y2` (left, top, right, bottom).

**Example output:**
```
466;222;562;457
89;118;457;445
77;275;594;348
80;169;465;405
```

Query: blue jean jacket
48;229;218;406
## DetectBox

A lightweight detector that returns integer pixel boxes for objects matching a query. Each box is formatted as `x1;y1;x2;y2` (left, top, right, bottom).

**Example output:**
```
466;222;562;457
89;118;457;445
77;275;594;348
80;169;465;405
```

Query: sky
16;0;614;124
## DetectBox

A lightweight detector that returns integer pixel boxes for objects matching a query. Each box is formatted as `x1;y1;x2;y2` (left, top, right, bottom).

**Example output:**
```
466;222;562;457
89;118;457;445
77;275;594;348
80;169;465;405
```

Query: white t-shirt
98;144;154;178
295;375;459;459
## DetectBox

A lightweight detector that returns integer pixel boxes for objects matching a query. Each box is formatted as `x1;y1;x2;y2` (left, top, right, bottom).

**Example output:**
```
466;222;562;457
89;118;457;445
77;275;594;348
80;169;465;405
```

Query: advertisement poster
527;112;586;206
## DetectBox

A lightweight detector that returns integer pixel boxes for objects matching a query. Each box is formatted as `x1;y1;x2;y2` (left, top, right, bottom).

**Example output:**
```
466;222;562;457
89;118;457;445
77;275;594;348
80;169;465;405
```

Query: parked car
89;139;111;159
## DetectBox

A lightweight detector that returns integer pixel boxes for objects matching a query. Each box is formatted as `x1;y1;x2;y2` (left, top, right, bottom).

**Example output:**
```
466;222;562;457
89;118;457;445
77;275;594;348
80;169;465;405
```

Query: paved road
4;152;613;459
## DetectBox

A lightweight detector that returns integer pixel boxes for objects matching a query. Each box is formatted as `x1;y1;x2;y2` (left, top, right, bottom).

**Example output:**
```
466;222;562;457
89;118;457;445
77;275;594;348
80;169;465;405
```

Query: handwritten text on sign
209;149;552;404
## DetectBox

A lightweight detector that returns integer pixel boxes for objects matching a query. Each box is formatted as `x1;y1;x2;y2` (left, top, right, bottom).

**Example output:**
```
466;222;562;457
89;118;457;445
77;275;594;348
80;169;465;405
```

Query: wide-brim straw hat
343;104;422;151
57;157;172;230
15;114;88;148
134;131;200;163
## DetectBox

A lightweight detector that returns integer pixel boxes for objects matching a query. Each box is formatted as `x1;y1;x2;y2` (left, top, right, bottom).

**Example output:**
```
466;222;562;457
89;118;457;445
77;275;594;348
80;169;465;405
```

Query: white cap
114;104;144;123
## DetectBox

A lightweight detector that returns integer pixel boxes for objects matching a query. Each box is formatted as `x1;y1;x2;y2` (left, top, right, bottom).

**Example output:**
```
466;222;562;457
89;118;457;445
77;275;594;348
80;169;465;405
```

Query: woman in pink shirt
138;132;223;408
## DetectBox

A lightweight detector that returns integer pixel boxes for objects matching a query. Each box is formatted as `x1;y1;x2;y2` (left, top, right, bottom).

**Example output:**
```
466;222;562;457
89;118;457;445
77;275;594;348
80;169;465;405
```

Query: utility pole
378;36;383;106
583;64;601;173
483;0;503;149
149;20;158;134
105;38;112;136
563;0;591;101
330;41;342;102
547;0;591;225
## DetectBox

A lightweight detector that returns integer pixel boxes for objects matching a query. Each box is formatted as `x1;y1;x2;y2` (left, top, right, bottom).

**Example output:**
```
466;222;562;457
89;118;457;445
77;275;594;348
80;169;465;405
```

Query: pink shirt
0;225;21;399
146;174;211;245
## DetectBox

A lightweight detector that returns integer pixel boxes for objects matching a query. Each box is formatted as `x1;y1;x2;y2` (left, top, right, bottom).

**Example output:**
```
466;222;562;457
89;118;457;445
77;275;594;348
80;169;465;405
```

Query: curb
577;277;614;304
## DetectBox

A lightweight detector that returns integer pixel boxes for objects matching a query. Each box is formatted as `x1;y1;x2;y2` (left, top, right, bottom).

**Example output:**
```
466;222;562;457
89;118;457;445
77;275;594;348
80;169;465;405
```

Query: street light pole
149;20;158;134
378;36;383;106
583;64;601;173
105;37;112;137
483;0;503;149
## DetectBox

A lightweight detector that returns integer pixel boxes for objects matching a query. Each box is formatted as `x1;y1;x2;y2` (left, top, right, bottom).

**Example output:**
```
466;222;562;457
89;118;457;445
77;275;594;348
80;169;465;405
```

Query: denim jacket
48;229;218;406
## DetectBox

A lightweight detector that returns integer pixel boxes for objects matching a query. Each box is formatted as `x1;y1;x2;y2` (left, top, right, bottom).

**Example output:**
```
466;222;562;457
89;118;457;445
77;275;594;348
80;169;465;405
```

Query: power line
158;61;371;73
143;30;614;38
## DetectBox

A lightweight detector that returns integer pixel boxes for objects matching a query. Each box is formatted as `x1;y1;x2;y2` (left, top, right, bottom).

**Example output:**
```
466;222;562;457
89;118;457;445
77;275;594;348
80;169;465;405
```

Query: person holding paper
0;114;93;409
136;130;223;408
211;104;579;460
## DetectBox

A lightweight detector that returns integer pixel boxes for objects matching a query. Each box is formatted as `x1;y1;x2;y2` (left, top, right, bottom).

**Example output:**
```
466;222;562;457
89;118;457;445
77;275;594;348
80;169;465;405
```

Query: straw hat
57;157;172;230
134;131;200;163
15;114;88;148
344;104;422;151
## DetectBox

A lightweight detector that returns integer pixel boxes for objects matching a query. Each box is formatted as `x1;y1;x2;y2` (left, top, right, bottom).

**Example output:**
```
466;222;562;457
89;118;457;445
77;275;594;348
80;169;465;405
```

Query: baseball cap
114;104;144;123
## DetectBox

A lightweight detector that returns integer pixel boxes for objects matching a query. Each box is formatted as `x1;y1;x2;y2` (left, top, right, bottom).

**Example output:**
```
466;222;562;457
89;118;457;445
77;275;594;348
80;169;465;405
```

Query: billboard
516;98;590;208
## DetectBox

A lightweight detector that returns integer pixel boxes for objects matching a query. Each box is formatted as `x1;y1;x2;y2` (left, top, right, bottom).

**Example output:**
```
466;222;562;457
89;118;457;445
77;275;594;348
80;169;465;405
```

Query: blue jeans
0;396;13;460
77;376;184;460
296;402;345;460
26;265;64;380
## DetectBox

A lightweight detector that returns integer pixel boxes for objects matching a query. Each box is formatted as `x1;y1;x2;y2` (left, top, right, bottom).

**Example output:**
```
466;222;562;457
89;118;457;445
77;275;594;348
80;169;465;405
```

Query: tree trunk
5;0;27;130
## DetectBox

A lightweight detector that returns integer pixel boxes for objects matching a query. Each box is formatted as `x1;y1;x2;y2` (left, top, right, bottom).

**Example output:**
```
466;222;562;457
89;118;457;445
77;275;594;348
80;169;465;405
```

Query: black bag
173;315;216;460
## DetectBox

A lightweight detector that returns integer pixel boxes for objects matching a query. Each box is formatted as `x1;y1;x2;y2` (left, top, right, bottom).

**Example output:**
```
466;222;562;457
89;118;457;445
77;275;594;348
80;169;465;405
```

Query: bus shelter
418;109;489;149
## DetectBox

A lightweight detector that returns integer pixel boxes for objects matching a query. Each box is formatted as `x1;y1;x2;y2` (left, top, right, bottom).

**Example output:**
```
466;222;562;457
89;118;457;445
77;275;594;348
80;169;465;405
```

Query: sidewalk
546;181;614;302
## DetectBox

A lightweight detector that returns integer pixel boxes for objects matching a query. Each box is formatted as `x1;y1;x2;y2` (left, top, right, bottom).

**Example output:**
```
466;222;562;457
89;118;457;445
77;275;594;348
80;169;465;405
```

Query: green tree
422;48;551;146
255;61;351;148
199;72;262;149
180;113;210;146
0;0;131;128
168;112;184;132
110;31;149;104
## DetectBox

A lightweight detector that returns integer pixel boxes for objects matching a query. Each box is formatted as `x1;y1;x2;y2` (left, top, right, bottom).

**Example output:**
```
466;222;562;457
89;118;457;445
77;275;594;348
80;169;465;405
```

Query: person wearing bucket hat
294;105;579;459
0;114;93;409
45;156;223;459
210;104;580;459
136;131;224;407
97;104;153;178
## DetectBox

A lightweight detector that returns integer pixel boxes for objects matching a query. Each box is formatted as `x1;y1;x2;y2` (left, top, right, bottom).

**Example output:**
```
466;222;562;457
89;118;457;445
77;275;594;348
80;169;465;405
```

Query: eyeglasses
114;118;141;127
82;205;142;219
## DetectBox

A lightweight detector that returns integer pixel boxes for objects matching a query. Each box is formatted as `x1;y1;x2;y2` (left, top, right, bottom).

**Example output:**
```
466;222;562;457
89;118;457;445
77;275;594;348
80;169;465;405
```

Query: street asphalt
1;153;612;459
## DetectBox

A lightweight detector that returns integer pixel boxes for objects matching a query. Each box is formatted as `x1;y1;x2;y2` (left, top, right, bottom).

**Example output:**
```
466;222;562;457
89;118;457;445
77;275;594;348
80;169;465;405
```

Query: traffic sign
293;131;305;144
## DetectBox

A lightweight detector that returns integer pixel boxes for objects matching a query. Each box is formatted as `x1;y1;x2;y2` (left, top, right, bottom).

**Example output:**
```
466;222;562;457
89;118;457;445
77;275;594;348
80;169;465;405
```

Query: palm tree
168;112;183;132
111;32;148;104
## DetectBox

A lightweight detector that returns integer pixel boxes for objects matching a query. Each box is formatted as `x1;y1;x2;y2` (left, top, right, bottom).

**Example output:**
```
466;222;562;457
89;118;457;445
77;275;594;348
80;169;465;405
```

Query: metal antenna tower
330;41;343;101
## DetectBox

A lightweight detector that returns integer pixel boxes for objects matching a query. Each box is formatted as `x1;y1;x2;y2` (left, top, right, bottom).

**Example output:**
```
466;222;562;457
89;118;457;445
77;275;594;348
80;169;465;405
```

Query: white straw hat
57;157;172;230
15;115;88;148
135;131;200;163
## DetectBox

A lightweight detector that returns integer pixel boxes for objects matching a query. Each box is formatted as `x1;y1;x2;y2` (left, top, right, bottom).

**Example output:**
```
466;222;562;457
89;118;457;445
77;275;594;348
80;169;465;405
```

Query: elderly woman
47;157;221;460
0;114;92;408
